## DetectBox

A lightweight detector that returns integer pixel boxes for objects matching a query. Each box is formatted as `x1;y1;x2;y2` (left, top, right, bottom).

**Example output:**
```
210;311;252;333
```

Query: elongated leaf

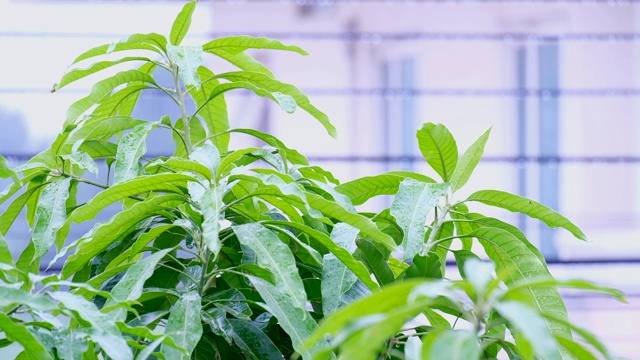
32;177;72;259
405;337;422;360
216;71;336;138
542;312;615;360
114;122;156;184
67;116;146;149
65;70;158;126
50;291;132;360
52;329;89;360
391;180;449;260
0;286;55;309
504;278;625;302
0;155;18;183
207;48;275;77
229;319;284;360
60;151;99;175
190;141;220;176
0;233;14;266
71;33;166;65
206;289;252;320
467;190;586;240
106;248;173;321
251;277;321;360
170;0;196;46
61;194;184;278
228;128;308;165
416;123;458;182
421;330;481;360
146;158;211;179
471;227;571;358
449;128;491;192
306;193;396;251
405;252;442;279
191;67;230;152
234;223;307;310
117;323;185;354
168;45;203;88
0;313;53;360
356;239;394;286
262;220;377;290
203;35;308;55
494;301;559;360
198;81;296;114
92;84;149;118
191;184;222;256
78;141;118;159
54;57;152;91
162;291;203;360
555;336;597;360
67;173;193;223
336;172;435;206
0;185;43;235
322;224;359;315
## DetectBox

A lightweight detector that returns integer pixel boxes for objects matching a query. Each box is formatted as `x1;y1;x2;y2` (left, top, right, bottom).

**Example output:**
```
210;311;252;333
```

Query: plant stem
420;204;451;256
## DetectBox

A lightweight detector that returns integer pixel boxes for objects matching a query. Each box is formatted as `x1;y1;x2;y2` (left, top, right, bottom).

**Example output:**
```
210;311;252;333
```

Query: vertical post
538;39;560;261
516;46;528;234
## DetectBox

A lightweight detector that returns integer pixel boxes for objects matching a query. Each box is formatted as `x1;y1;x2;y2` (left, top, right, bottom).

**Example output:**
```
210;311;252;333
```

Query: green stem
420;204;451;255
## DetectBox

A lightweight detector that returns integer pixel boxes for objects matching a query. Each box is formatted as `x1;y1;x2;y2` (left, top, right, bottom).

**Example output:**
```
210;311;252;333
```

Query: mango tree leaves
189;183;223;257
0;286;55;309
65;70;158;127
191;67;230;153
0;155;18;183
114;122;157;184
336;172;435;206
162;291;203;360
228;319;284;360
233;223;307;310
190;141;220;177
54;57;152;91
32;177;72;259
203;36;308;55
170;0;197;46
416;123;458;182
71;33;167;65
60;151;99;175
198;81;296;114
49;291;132;360
466;190;586;240
421;330;481;360
215;71;336;138
322;224;359;315
0;313;54;360
449;128;491;193
391;180;449;261
168;45;204;88
105;248;173;321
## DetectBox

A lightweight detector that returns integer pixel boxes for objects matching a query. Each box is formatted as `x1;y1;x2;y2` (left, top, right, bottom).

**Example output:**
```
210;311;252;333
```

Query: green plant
0;1;624;359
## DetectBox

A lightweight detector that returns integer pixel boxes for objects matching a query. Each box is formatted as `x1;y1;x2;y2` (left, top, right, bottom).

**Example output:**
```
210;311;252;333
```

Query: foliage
0;1;625;359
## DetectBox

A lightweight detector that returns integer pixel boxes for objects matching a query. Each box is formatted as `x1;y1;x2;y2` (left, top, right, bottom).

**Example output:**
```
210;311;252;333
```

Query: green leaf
229;319;284;360
215;72;336;138
61;194;184;278
207;48;275;77
0;233;14;267
32;177;72;259
203;35;308;55
405;337;422;360
416;123;458;182
471;227;571;358
190;183;222;256
542;312;616;360
168;45;204;88
198;81;296;114
106;248;173;321
67;173;193;223
52;328;89;360
452;250;481;279
54;57;152;91
146;158;212;179
306;192;396;251
162;291;203;360
0;185;44;236
234;223;307;310
504;278;625;303
191;67;230;153
494;301;559;360
117;323;186;354
336;172;435;206
421;330;481;360
449;127;491;193
78;141;118;159
114;122;157;184
92;84;149;118
49;291;132;360
71;33;166;65
391;180;449;260
206;289;252;321
170;0;197;46
554;336;597;360
262;220;377;290
65;70;158;127
0;155;18;183
405;252;442;279
67;116;146;149
250;277;320;360
322;224;359;315
228;128;308;165
0;286;55;309
355;239;394;286
0;313;53;360
467;190;586;240
60;151;99;175
190;141;220;177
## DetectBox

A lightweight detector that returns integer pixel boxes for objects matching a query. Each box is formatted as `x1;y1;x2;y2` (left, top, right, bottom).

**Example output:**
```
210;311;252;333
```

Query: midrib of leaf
241;229;305;308
428;130;450;180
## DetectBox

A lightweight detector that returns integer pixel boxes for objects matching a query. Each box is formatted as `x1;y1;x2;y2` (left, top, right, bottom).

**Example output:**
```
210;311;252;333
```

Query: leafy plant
0;1;624;359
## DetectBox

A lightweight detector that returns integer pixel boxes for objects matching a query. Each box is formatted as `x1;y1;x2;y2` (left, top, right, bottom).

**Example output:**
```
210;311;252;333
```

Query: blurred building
0;0;639;356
